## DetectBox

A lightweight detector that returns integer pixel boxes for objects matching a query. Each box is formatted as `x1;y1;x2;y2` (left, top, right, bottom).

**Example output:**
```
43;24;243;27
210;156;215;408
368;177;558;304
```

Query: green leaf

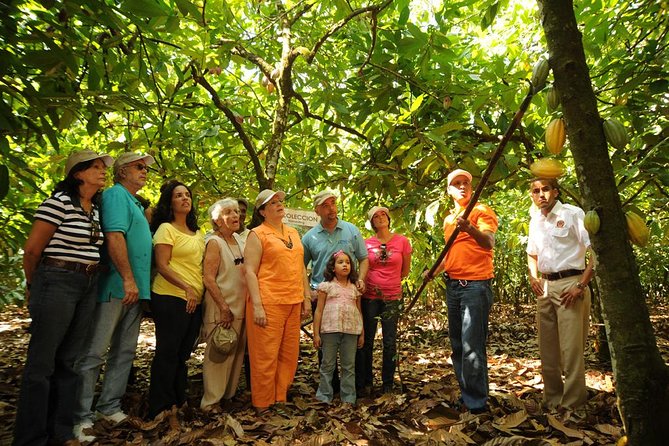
121;0;170;18
481;2;499;30
410;94;425;113
174;0;201;18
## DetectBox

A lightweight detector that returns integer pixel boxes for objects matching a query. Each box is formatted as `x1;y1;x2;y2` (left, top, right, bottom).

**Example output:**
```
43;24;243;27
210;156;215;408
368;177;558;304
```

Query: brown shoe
62;439;82;446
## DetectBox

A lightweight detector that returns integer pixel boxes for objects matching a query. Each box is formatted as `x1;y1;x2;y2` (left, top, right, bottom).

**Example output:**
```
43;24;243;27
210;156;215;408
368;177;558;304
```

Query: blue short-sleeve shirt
302;219;368;289
97;183;153;302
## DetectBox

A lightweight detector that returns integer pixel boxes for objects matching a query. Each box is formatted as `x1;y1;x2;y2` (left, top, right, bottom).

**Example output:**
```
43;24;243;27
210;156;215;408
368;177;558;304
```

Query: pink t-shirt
364;234;412;300
317;281;363;335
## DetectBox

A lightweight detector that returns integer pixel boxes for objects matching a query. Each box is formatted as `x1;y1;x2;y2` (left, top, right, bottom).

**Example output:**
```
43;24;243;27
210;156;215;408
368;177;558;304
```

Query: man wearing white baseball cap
302;189;369;394
74;152;155;441
426;168;498;414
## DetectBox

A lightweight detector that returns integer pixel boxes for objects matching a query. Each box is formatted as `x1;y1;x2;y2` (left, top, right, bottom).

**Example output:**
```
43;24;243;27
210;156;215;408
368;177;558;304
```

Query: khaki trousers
537;276;590;409
246;302;301;408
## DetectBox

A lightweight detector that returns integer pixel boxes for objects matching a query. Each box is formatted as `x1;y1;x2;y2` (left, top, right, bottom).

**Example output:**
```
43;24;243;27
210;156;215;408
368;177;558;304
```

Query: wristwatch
576;282;586;290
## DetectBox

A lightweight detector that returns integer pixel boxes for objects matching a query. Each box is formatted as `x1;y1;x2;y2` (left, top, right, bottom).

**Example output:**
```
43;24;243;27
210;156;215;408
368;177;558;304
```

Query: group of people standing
13;148;594;446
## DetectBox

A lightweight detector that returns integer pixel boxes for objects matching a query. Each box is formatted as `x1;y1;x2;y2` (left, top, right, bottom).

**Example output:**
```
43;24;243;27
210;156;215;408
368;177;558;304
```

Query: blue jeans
13;264;98;446
75;298;142;423
446;279;493;411
148;293;202;418
317;333;357;403
356;299;399;389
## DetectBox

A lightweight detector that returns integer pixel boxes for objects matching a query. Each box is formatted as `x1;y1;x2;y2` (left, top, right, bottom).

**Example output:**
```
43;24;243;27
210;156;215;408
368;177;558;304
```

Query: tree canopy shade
1;0;669;440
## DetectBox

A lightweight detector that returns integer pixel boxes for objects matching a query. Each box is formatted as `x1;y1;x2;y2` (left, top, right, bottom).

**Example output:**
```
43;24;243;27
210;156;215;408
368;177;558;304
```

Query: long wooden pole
404;82;535;315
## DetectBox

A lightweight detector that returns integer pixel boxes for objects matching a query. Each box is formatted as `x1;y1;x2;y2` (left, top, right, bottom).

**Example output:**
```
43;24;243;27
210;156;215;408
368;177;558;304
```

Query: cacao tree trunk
536;0;669;443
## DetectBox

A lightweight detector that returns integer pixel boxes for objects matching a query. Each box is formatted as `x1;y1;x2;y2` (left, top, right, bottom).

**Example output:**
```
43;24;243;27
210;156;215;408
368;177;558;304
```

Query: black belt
541;269;583;281
41;257;102;276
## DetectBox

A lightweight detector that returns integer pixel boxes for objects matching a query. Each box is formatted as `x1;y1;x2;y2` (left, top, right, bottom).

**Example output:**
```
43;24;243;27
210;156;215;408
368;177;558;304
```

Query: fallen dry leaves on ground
1;302;667;445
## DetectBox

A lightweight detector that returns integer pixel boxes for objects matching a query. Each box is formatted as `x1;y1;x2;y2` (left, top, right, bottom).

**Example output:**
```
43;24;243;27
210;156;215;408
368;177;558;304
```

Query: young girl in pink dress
313;250;364;404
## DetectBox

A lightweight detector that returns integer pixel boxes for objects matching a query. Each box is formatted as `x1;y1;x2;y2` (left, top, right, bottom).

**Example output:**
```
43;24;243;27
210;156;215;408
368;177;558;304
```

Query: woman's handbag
210;324;238;356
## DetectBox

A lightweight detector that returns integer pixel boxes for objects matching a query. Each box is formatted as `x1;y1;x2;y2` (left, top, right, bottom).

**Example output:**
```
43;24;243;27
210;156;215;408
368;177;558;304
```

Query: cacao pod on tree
603;118;628;149
625;211;650;247
545;118;566;155
547;86;560;111
531;58;550;93
529;158;565;178
584;210;600;235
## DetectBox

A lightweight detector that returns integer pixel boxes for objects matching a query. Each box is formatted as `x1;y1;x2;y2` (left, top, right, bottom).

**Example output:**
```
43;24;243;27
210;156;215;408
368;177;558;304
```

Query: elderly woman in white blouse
200;198;248;409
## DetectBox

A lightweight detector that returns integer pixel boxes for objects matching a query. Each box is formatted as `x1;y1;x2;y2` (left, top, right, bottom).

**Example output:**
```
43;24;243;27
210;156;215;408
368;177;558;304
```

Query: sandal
272;403;290;416
255;407;270;417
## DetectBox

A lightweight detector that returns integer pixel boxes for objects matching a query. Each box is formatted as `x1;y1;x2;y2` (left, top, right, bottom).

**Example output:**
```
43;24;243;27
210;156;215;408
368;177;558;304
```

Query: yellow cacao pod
603;118;628;149
584;210;600;235
531;58;550;93
546;118;566;155
529;158;565;178
625;211;650;247
547;86;560;111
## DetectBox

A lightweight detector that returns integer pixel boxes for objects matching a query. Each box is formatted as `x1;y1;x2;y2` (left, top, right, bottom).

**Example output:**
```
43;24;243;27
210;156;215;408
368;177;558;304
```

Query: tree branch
291;92;370;143
305;0;394;64
359;10;378;72
368;61;441;100
191;65;266;185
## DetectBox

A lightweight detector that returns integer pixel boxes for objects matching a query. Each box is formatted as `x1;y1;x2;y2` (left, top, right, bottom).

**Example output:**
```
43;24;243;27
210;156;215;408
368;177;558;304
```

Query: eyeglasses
131;164;149;171
379;243;388;263
233;257;244;265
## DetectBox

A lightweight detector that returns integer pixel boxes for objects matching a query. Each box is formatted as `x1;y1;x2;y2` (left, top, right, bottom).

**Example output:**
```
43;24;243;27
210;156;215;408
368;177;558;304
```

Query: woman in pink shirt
357;206;412;395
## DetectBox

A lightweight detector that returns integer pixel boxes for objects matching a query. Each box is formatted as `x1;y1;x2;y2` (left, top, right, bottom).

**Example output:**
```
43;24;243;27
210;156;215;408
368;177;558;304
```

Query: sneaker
73;421;95;442
96;410;128;424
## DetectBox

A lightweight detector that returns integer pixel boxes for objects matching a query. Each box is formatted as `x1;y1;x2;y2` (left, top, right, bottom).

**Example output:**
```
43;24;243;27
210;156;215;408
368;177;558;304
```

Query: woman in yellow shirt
148;180;205;419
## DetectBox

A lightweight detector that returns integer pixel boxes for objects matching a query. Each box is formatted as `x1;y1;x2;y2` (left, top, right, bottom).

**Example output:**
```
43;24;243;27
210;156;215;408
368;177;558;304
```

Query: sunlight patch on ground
0;317;31;333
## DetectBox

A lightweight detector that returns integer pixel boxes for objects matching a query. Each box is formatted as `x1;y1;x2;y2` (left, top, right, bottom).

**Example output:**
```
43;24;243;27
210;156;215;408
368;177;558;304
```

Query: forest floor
1;301;667;446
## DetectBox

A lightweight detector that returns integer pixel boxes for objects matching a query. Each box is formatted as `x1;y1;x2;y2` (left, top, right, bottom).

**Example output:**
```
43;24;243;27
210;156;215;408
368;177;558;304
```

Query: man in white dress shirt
526;177;596;410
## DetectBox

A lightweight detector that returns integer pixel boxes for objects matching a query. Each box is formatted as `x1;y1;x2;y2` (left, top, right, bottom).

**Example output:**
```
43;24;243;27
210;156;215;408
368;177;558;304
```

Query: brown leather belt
541;269;583;281
41;257;101;276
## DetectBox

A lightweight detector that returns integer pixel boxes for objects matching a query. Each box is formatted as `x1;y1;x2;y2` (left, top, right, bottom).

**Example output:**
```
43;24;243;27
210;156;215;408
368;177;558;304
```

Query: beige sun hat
65;149;114;175
367;205;390;222
113;152;155;173
313;189;338;208
255;189;286;208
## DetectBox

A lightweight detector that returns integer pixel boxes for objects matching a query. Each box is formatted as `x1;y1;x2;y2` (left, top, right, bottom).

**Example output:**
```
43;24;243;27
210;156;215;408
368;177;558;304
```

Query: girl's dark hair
248;204;267;230
150;179;199;233
53;158;102;207
323;251;358;283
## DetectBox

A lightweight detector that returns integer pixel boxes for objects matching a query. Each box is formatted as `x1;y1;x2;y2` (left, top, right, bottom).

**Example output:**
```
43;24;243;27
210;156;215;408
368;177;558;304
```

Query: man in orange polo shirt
427;169;498;414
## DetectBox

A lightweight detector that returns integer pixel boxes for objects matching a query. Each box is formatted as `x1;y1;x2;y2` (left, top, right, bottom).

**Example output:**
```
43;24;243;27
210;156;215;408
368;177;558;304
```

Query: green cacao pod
529;158;565;178
531;58;550;93
547;86;560;111
603;118;628;149
584;210;600;235
625;211;650;247
545;118;566;155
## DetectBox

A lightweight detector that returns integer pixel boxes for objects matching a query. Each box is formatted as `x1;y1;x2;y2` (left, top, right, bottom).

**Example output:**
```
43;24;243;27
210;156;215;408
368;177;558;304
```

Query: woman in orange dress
243;189;311;414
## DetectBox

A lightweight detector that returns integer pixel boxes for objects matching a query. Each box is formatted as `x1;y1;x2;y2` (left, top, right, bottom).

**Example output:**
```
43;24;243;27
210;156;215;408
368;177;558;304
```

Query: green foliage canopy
1;0;667;305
